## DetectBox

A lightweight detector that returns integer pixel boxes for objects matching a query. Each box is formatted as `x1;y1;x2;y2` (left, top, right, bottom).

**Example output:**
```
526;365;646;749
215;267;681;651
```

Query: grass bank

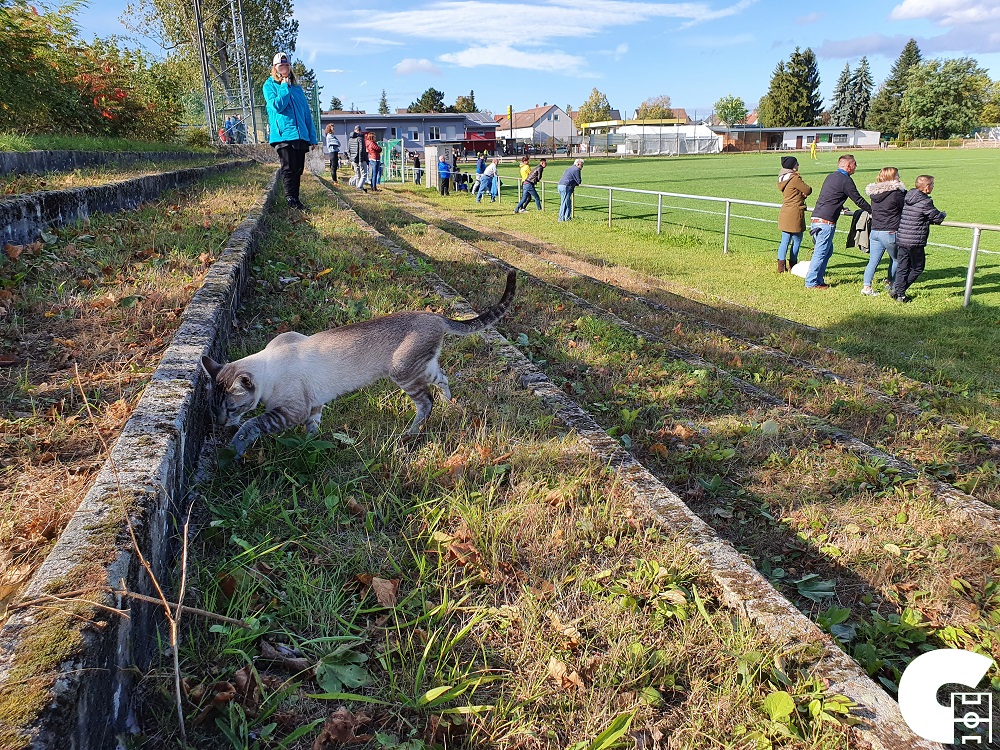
0;133;213;153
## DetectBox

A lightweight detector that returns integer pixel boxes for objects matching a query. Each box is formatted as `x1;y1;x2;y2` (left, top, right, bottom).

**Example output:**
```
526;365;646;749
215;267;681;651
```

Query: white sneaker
860;287;879;296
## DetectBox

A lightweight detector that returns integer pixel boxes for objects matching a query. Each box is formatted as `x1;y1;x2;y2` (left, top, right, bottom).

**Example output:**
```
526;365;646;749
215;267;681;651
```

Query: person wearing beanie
776;156;811;273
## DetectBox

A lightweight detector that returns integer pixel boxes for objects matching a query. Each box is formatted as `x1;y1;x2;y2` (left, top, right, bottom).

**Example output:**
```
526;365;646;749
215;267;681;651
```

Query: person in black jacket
861;167;906;296
347;125;369;192
805;154;871;289
892;175;946;302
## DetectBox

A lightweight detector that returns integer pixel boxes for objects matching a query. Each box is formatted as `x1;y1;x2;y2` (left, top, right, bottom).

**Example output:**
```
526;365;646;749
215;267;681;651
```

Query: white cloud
438;44;588;73
394;58;442;75
818;26;1000;58
597;43;629;60
795;11;823;25
350;36;404;46
324;68;347;74
890;0;1000;25
346;0;757;46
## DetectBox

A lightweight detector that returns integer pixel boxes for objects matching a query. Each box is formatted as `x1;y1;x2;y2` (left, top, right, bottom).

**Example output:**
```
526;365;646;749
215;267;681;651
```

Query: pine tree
408;87;446;113
830;63;853;126
759;48;822;126
328;95;343;111
848;56;873;128
866;39;921;137
378;89;389;115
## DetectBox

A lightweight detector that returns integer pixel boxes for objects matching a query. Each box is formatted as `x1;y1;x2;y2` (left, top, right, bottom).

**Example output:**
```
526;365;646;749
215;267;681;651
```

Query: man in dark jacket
805;154;871;289
515;158;546;213
892;175;946;302
347;125;369;192
557;159;584;222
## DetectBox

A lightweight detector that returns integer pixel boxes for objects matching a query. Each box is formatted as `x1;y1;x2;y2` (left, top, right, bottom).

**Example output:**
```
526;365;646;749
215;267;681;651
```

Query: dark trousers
438;177;450;196
276;145;306;202
893;244;926;297
329;155;339;181
516;182;541;211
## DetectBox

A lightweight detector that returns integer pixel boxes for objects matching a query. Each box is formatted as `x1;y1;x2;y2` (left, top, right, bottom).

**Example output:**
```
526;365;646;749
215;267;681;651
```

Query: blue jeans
805;222;835;287
863;230;898;286
557;185;573;221
476;174;493;202
354;162;368;189
369;160;382;187
516;182;540;211
414;168;423;185
777;232;802;264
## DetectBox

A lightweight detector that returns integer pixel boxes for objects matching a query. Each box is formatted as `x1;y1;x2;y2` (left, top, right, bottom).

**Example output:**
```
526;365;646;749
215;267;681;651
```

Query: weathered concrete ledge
329;182;942;750
0;169;280;750
0;149;213;176
0;160;250;247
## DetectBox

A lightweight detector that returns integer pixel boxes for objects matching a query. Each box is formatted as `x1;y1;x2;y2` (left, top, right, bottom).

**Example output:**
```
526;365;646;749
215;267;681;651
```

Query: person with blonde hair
323;124;341;181
860;166;906;296
262;52;318;210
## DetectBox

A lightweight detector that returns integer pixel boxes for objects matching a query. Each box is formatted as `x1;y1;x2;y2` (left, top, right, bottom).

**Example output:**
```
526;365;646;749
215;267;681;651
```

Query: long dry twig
10;586;251;628
172;501;194;744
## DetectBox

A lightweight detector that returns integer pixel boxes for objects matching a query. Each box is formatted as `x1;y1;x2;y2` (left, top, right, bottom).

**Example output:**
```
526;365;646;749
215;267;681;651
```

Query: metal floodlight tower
192;0;260;144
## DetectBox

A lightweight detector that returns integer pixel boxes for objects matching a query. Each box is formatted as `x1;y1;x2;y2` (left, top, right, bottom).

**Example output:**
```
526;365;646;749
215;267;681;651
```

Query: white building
494;105;576;149
711;126;881;152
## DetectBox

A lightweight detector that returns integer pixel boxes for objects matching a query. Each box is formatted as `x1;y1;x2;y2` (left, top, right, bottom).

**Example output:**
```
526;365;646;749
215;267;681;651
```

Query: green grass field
434;149;1000;393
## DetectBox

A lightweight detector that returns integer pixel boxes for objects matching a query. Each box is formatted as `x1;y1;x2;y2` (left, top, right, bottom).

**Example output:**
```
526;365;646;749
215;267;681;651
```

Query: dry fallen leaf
371;576;400;608
312;707;373;748
547;656;585;691
547;611;583;650
0;353;19;367
4;244;23;261
345;497;368;517
233;664;261;717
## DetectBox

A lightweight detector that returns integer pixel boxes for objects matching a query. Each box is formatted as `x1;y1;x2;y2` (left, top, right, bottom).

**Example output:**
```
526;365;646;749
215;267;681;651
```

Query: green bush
0;3;183;140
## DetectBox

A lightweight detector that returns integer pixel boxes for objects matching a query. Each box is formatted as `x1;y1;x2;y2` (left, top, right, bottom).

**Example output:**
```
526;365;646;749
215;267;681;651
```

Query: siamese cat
201;270;516;459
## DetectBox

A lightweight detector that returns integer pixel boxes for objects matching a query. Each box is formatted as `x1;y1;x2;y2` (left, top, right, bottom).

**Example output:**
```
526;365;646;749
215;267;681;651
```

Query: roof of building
494;104;561;130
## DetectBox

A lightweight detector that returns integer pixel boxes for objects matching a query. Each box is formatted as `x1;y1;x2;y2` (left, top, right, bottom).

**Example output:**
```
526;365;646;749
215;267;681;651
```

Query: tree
865;39;922;138
636;95;673;119
829;63;853;126
453;90;477;113
714;94;748;125
848;57;873;128
576;87;613;124
328;95;344;111
124;0;298;99
408;87;446;113
378;89;390;115
981;80;1000;126
900;57;990;139
759;48;822;126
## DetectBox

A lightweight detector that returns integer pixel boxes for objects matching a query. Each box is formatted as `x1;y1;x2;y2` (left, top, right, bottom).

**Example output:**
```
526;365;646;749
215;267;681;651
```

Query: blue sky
73;0;1000;119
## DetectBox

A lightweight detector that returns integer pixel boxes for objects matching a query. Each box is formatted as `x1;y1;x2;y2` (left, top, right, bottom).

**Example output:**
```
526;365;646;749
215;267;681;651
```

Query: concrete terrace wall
0;169;280;750
0;150;213;176
0;160;250;246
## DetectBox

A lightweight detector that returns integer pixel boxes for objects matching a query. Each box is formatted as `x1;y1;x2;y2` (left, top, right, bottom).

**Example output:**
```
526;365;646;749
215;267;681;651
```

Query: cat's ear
239;374;255;392
201;356;224;380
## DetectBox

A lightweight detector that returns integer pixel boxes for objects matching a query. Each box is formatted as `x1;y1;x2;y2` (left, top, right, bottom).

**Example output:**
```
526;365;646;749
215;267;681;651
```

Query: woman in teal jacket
263;52;318;210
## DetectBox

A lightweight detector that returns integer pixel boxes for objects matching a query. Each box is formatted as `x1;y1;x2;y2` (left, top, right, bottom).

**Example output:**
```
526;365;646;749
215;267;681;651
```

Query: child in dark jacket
892;175;946;302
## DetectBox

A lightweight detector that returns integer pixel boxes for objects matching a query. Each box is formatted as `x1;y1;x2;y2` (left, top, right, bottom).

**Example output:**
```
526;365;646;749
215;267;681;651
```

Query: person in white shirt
476;158;499;203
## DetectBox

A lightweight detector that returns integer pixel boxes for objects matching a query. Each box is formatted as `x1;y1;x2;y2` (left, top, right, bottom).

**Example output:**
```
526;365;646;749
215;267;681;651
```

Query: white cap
272;52;290;66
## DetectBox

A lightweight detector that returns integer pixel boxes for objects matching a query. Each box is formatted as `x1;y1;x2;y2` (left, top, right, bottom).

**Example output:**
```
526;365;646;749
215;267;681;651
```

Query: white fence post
723;200;731;254
964;227;982;307
657;194;662;235
608;187;613;228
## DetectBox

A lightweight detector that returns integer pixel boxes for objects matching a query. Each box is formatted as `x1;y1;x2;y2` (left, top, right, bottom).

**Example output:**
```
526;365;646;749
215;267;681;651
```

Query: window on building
390;127;398;138
553;114;559;120
832;134;848;144
408;129;419;141
428;126;441;140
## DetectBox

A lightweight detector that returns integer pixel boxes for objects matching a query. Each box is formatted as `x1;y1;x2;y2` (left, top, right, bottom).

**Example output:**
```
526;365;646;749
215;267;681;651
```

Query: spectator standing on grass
438;155;451;196
860;167;906;296
366;132;382;192
804;154;870;289
323;124;341;181
557;159;584;222
262;51;319;210
347;125;369;192
776;156;811;273
892;175;946;302
515;158;546;213
477;158;499;203
810;138;818;160
413;153;423;185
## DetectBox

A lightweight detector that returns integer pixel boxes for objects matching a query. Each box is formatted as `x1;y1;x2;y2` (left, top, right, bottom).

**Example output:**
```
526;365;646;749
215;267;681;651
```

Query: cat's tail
444;270;517;334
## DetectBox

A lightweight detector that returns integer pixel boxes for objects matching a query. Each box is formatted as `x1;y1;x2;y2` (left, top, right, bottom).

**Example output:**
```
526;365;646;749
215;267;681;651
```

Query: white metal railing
498;178;998;308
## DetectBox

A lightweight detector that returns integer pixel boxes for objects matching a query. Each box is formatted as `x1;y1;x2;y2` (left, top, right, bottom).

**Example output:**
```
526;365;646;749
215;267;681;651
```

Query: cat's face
202;356;257;427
